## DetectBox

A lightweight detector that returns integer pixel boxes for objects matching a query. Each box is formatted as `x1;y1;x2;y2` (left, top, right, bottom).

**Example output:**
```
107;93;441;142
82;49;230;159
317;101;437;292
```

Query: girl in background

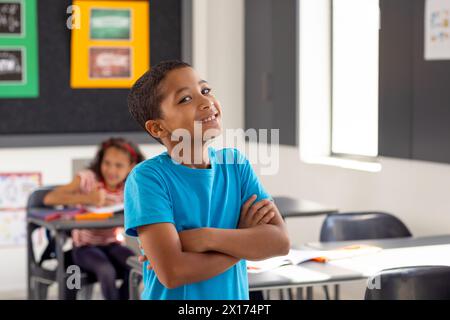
44;137;145;300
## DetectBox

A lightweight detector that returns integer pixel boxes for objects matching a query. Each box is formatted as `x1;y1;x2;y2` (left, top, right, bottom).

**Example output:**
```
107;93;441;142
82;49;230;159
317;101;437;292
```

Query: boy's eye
201;87;212;95
179;96;192;104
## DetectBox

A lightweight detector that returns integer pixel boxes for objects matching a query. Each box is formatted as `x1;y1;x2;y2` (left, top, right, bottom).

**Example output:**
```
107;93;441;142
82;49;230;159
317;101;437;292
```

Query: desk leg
129;270;136;300
55;231;66;300
26;222;33;300
306;286;314;300
334;284;340;300
296;287;304;300
129;269;142;300
288;288;294;300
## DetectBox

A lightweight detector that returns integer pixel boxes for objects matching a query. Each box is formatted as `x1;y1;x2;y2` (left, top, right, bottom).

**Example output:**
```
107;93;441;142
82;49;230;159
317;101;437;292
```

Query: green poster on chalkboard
90;8;131;40
0;0;39;98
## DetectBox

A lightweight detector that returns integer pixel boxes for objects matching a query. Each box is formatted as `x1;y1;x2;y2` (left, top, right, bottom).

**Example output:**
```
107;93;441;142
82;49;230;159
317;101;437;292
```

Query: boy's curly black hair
88;137;145;182
127;60;192;144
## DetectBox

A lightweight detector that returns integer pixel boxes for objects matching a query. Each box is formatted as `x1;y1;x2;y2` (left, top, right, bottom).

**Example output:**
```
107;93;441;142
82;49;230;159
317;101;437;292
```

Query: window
331;0;380;157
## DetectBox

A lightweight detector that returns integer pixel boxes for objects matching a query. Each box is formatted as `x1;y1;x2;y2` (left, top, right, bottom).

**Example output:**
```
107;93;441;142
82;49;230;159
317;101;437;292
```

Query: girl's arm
43;176;105;206
137;223;239;289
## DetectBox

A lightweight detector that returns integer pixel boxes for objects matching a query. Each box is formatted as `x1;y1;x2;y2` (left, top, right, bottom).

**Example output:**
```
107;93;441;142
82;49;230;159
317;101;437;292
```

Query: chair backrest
26;185;57;212
320;212;412;242
27;185;66;265
365;266;450;300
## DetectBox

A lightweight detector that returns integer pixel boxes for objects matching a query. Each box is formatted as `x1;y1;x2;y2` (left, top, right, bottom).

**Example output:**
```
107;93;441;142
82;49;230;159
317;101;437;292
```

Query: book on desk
29;204;124;222
246;245;382;273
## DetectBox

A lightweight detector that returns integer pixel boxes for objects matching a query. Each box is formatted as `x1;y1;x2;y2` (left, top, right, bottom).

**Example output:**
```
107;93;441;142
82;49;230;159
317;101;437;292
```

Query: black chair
365;266;450;300
319;211;412;300
320;212;412;242
26;186;96;300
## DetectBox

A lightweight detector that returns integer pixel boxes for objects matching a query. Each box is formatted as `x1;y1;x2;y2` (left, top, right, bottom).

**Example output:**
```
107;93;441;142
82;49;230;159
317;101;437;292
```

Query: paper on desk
315;244;383;262
328;244;450;277
247;245;382;273
84;203;124;214
247;250;321;273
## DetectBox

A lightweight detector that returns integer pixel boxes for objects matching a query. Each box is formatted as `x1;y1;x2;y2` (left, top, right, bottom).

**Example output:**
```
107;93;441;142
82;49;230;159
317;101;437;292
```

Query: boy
125;60;290;300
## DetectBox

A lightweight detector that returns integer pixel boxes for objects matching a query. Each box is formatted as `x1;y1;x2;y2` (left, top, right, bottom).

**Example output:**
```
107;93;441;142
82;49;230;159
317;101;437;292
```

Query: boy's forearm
138;223;240;290
164;251;239;289
185;225;290;261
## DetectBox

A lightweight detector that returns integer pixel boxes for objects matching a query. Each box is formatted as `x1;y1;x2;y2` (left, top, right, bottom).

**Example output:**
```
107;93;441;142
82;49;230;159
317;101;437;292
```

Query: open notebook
247;245;382;273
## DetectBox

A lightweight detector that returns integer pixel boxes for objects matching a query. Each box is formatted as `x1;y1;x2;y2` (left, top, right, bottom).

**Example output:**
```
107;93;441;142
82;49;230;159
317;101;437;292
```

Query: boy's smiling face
145;67;223;145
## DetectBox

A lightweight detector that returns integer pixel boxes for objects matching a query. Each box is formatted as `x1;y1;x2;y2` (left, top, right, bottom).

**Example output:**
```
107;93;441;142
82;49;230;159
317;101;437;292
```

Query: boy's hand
238;195;276;229
138;254;153;270
138;244;153;270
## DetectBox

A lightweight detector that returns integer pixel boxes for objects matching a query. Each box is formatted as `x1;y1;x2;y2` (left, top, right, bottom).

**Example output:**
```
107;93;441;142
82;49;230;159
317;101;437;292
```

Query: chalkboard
379;0;450;164
0;0;183;144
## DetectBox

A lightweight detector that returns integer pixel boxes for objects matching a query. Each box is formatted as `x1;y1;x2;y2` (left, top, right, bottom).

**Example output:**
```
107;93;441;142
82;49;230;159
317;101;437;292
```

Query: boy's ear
145;120;167;140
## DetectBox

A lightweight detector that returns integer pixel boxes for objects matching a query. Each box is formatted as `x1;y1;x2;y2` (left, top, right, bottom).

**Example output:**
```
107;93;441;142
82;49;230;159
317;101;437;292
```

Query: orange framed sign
70;0;149;88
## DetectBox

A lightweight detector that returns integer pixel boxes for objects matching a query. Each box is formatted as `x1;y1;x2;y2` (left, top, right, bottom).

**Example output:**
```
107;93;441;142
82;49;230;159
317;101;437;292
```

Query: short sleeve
77;169;97;194
234;149;273;205
124;165;175;237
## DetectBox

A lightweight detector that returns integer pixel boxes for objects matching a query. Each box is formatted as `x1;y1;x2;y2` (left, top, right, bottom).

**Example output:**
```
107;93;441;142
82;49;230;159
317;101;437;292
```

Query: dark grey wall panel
379;0;450;164
411;0;450;163
245;0;273;136
245;0;297;145
271;0;297;146
378;0;414;159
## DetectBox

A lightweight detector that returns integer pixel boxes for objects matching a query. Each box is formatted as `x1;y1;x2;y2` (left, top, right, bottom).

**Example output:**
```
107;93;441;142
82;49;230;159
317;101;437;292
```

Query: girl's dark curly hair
88;137;145;182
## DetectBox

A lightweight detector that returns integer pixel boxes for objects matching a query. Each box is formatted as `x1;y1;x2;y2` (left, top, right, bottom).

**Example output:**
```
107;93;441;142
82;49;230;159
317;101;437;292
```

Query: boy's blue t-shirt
124;147;272;300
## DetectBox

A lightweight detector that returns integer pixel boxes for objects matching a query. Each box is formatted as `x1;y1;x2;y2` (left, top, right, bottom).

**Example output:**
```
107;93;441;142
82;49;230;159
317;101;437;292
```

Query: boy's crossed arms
137;195;290;289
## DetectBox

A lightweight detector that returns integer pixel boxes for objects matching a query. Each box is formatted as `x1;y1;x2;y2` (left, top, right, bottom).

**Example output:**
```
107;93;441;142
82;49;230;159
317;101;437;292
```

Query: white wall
192;0;245;130
255;146;450;246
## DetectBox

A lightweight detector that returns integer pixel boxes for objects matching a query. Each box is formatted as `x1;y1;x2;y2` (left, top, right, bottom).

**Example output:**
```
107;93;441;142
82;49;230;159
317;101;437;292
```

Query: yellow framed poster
70;0;149;88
